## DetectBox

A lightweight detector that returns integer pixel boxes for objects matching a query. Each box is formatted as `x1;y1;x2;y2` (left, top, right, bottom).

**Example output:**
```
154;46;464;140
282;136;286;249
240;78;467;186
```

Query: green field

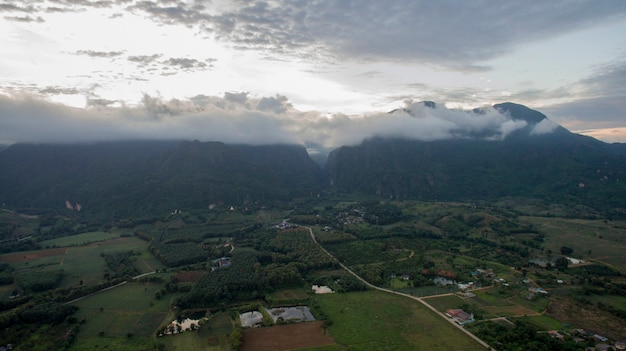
40;231;122;248
0;209;39;237
423;294;465;312
521;216;626;271
3;236;163;290
71;282;171;338
315;290;488;351
157;312;234;351
516;315;567;330
265;288;311;305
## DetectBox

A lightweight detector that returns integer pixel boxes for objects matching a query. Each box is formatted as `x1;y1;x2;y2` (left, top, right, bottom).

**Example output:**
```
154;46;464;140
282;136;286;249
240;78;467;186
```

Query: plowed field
240;321;335;351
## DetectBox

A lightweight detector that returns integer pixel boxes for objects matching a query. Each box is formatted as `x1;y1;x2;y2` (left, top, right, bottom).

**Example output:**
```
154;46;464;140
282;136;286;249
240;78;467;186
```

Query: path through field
304;226;495;350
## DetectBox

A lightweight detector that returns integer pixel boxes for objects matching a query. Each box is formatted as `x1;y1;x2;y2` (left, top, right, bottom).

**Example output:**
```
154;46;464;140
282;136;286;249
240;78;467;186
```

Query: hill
0;140;323;219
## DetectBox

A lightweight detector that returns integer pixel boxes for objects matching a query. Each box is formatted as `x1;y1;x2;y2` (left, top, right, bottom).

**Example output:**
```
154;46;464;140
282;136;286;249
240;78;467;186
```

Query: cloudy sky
1;0;626;147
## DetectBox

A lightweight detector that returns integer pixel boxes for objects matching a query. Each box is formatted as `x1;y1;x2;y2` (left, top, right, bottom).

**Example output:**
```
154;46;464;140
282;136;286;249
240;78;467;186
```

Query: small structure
445;309;474;325
593;334;609;343
239;311;263;328
312;285;334;294
529;287;548;295
548;331;564;341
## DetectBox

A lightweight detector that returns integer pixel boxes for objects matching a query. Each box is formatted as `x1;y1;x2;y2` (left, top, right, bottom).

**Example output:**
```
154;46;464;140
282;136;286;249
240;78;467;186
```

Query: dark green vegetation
315;290;486;350
0;198;623;350
0;104;624;350
0;141;323;220
1;104;625;223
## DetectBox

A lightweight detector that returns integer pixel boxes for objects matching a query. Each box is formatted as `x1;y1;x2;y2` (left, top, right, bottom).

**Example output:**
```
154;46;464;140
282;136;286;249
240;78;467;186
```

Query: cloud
127;54;162;65
38;86;81;95
0;92;552;147
75;50;125;58
540;60;626;130
5;1;626;71
3;15;44;22
575;127;626;144
121;0;626;70
127;0;210;25
530;119;559;135
161;57;215;72
257;95;292;114
0;3;36;13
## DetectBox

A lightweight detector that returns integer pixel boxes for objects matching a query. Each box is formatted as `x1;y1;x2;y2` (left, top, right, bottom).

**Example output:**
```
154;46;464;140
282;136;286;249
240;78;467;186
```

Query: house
529;287;548;295
593;334;609;343
445;309;474;325
474;268;494;278
548;331;564;341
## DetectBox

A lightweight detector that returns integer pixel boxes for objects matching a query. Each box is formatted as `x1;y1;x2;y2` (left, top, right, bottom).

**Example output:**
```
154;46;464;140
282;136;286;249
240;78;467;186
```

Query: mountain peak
493;102;547;124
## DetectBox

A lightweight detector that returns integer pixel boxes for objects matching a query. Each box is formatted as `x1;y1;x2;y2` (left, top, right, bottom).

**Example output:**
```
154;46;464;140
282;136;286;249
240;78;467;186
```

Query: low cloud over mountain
0;93;564;147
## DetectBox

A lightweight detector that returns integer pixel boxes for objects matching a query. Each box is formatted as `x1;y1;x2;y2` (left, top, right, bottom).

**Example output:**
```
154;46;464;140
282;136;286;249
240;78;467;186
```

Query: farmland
315;290;486;350
0;199;625;350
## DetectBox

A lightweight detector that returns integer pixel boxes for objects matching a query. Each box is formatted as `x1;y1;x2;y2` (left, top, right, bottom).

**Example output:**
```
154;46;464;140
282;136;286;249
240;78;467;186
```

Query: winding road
304;226;495;350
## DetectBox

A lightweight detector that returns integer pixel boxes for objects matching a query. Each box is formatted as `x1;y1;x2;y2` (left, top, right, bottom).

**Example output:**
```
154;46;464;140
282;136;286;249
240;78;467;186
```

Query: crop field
2;200;625;350
39;231;122;247
0;247;66;264
71;282;170;338
174;271;206;283
240;321;335;351
422;294;466;312
521;216;626;269
517;315;566;330
157;312;234;351
265;288;310;304
0;209;39;236
315;290;487;351
2;236;159;290
69;335;158;351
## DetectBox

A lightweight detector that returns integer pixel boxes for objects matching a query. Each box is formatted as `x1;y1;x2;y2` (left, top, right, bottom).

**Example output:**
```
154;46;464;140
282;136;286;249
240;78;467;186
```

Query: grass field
516;315;566;330
390;278;411;289
156;311;234;351
2;236;162;290
0;209;39;237
520;216;626;271
69;335;158;351
265;288;311;305
71;282;170;338
40;231;122;248
422;294;465;312
315;290;487;351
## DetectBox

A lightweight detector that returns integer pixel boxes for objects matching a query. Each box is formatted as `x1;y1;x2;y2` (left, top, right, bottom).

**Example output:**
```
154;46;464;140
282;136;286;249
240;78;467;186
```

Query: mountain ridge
0;103;624;218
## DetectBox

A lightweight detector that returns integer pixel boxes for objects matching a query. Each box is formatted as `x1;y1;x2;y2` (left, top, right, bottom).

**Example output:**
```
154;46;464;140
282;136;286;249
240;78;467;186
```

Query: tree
554;256;569;271
560;246;573;256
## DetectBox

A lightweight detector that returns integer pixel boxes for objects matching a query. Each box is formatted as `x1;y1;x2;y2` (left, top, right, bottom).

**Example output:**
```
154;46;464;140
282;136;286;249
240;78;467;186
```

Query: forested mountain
0;103;625;219
0;140;323;219
325;103;626;211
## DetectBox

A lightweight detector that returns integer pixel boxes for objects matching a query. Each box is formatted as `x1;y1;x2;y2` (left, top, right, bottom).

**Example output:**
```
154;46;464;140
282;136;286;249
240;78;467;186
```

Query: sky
1;0;626;147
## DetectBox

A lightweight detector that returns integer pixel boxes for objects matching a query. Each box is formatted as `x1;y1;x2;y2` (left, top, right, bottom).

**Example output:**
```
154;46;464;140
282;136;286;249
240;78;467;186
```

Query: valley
0;197;624;351
0;103;625;350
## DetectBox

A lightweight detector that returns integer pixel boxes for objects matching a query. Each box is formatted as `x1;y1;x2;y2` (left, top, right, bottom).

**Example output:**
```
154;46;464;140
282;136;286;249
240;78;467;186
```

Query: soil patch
0;248;67;263
547;297;626;340
240;321;335;351
175;271;205;283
